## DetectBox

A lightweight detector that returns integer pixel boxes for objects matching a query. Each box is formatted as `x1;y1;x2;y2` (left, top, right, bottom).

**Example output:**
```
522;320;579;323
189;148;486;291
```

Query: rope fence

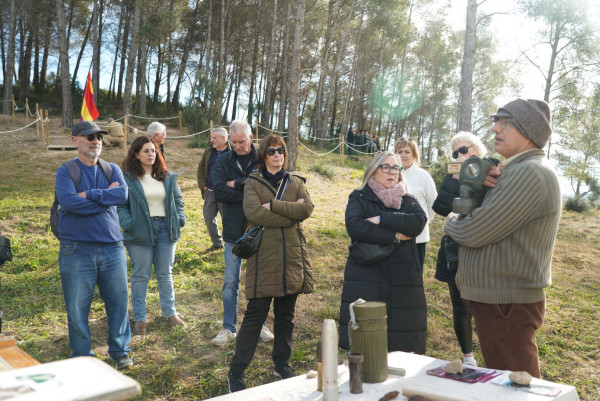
0;117;41;134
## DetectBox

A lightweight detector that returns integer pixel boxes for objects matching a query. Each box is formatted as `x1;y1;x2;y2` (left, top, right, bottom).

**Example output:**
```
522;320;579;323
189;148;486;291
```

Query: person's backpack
50;159;113;238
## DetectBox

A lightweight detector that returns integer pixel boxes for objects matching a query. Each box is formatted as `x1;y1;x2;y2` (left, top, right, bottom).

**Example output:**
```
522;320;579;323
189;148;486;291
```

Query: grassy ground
0;115;598;400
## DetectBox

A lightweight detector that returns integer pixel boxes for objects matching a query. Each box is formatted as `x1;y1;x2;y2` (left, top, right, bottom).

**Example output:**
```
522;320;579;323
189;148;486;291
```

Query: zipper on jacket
297;223;308;292
281;227;287;294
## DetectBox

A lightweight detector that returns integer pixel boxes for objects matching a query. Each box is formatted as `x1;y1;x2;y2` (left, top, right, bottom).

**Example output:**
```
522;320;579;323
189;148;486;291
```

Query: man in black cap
445;98;561;378
55;121;133;369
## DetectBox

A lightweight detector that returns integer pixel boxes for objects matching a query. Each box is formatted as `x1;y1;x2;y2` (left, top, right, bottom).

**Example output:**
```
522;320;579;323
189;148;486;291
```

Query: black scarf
261;168;286;188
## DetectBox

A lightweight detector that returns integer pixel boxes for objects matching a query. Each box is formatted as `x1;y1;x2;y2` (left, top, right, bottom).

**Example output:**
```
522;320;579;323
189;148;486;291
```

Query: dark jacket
196;141;232;195
243;171;314;299
433;173;493;283
432;174;460;283
339;185;427;354
212;145;259;242
118;172;186;245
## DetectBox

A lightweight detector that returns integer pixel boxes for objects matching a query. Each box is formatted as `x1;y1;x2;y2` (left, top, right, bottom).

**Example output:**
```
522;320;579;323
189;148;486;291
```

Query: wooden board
0;334;40;370
47;144;77;151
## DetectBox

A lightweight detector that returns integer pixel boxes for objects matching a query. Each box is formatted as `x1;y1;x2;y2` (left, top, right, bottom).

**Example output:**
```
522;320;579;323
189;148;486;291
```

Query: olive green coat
242;171;314;299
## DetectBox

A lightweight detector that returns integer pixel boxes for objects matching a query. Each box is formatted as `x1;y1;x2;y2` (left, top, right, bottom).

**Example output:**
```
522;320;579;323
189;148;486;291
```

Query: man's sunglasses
452;145;473;159
266;146;285;156
79;133;104;142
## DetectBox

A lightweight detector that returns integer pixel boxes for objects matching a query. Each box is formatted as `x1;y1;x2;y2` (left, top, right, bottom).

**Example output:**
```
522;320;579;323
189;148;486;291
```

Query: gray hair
359;150;404;190
147;121;167;137
450;131;487;157
107;117;115;123
229;120;251;138
211;127;228;139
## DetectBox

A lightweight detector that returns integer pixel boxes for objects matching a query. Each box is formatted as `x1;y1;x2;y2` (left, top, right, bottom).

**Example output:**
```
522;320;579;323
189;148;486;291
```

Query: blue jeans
59;240;131;360
223;242;242;332
127;218;178;321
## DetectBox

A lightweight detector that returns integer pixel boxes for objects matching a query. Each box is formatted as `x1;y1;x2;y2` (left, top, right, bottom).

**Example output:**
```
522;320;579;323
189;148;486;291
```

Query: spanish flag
80;71;100;121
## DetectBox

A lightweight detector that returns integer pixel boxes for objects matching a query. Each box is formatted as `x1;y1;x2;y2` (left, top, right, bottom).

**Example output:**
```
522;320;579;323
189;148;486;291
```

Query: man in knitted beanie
445;98;561;378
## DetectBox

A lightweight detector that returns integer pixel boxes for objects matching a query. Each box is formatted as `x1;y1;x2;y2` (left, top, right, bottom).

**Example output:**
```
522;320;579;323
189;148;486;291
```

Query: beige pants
103;136;125;148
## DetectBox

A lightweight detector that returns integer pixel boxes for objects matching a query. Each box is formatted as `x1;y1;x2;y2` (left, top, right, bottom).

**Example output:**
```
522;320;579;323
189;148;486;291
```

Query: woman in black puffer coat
339;150;427;353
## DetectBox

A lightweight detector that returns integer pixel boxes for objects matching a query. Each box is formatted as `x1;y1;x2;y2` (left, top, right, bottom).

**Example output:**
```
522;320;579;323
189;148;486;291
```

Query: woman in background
118;136;186;336
227;135;314;393
394;138;437;270
433;131;490;366
339;150;427;353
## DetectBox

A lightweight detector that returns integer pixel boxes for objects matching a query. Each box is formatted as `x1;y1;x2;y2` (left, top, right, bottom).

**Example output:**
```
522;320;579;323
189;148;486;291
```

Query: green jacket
243;171;314;299
118;172;186;245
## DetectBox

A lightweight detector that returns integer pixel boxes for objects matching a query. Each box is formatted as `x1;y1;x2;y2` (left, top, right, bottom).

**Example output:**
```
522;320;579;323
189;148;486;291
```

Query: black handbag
232;174;291;259
0;235;12;266
232;225;264;259
348;241;394;265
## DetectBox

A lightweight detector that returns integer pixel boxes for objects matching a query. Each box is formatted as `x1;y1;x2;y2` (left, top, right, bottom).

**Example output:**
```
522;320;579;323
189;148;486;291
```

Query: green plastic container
349;301;388;383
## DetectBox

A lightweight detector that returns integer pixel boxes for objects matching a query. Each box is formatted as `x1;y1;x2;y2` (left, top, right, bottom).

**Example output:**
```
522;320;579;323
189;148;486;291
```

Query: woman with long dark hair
118;136;186;336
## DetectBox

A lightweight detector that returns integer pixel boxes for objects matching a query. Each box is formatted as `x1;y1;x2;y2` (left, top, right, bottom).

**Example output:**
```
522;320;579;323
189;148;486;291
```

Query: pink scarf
368;177;406;209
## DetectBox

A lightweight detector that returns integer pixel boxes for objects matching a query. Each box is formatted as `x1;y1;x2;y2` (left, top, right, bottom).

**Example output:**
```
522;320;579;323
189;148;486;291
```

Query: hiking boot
167;315;186;327
227;371;246;393
273;364;296;380
133;321;146;335
211;329;236;346
260;325;274;343
463;356;478;366
205;243;224;253
115;355;133;370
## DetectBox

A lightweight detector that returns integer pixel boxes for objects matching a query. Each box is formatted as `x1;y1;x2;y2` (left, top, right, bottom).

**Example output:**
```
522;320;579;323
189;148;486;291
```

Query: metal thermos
348;301;388;383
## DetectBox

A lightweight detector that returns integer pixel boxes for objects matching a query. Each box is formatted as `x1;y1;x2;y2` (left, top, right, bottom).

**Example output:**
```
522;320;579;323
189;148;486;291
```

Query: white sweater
403;164;437;244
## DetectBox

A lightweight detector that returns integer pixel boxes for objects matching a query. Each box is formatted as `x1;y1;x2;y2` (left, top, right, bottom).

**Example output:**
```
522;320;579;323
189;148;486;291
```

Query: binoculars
452;156;499;215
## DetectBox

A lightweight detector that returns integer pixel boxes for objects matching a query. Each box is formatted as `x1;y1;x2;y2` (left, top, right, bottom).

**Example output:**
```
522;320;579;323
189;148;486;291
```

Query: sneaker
167;315;186;327
115;355;133;370
211;329;236;346
260;326;274;343
133;320;146;335
227;371;246;393
463;356;478;366
273;364;296;380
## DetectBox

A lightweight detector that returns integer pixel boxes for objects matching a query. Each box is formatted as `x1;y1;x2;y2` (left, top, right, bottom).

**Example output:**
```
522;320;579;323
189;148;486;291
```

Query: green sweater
444;149;561;304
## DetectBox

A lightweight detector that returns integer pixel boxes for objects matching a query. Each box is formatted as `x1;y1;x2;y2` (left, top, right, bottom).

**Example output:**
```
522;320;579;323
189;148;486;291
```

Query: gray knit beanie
490;98;552;148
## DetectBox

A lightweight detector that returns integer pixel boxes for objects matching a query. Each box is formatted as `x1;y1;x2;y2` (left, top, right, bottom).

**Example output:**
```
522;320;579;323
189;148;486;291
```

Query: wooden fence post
11;94;15;124
25;98;29;124
255;118;259;144
35;104;40;139
340;132;344;156
45;110;49;146
179;110;182;136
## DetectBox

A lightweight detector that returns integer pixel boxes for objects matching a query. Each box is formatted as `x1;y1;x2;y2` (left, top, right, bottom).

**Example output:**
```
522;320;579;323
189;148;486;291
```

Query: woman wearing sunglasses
394;139;437;271
117;136;186;336
227;135;314;392
432;131;490;366
338;150;427;353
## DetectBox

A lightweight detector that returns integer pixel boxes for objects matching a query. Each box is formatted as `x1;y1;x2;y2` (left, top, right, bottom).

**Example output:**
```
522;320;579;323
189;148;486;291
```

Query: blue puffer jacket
118;172;186;245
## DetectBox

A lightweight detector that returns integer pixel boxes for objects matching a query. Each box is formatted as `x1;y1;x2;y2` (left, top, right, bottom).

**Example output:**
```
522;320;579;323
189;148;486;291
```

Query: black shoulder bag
232;174;290;259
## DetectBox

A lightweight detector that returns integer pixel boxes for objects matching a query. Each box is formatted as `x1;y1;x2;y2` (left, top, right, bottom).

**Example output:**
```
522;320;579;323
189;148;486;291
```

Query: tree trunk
340;6;364;136
153;43;163;103
55;0;73;127
457;0;476;132
287;0;305;171
261;0;278;128
92;0;104;99
108;8;124;101
247;0;262;125
123;0;140;115
135;44;148;115
72;17;92;88
277;0;293;132
39;8;52;93
117;2;131;102
2;0;16;115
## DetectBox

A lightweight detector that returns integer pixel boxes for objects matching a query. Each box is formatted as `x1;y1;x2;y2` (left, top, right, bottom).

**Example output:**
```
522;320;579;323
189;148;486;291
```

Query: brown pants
470;300;545;378
103;135;125;148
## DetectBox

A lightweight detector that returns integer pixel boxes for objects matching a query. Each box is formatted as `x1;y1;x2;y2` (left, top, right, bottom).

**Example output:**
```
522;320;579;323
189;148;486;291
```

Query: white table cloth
208;351;579;401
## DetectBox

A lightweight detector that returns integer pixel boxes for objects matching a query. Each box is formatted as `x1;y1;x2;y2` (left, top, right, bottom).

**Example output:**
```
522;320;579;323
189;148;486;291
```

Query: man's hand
297;198;305;203
77;191;86;198
226;180;236;188
395;233;412;241
108;181;120;189
483;166;502;188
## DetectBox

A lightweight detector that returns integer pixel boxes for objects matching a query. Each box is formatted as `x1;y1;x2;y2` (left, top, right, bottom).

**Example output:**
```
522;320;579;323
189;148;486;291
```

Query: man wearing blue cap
445;98;561;378
55;120;133;369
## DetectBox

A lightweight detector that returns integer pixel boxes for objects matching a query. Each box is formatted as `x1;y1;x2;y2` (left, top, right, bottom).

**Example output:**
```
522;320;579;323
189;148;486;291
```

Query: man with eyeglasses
210;120;274;346
445;98;561;378
147;121;168;169
55;121;133;370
